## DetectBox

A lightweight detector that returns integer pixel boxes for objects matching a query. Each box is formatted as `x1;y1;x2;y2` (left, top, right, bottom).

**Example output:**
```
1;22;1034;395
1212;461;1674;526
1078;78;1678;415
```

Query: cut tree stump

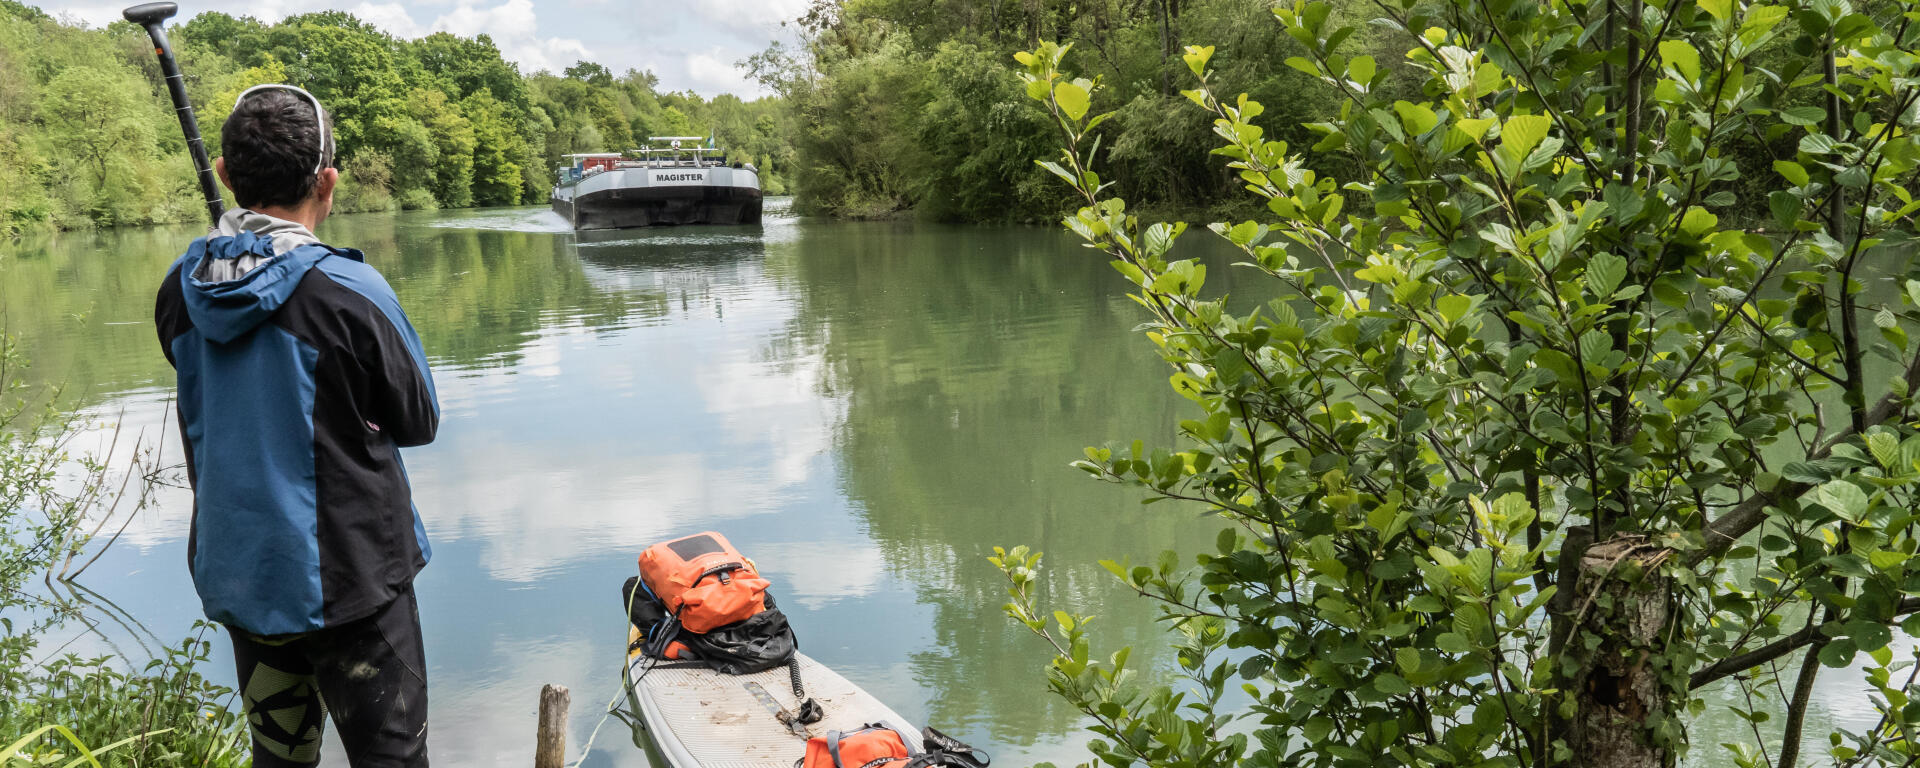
1567;536;1674;768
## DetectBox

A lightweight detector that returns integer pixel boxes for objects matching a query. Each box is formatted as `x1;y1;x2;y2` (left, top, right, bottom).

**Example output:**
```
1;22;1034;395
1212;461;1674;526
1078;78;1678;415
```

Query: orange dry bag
638;531;770;633
797;724;920;768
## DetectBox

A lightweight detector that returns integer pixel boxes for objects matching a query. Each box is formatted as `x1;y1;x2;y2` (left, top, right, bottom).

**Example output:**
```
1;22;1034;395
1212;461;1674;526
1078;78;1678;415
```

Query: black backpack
622;575;798;675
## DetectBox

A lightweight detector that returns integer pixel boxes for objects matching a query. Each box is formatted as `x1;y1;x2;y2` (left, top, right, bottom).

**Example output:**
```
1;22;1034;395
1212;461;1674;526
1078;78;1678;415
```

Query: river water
0;202;1892;765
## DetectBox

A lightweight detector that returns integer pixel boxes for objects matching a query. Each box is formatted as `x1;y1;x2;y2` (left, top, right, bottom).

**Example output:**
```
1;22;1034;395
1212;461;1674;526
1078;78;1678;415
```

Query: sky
40;0;808;97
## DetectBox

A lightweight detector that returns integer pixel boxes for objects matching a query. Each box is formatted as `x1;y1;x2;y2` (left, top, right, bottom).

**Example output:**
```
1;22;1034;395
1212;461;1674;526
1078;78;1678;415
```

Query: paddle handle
124;2;225;227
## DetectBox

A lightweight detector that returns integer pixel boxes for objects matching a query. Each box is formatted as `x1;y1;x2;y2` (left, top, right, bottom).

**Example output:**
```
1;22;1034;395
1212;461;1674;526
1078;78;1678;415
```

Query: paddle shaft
123;2;225;227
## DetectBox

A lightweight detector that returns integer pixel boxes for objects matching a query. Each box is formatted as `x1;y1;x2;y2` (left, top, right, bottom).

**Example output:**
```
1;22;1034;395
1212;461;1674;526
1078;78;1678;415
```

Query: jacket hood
178;230;331;344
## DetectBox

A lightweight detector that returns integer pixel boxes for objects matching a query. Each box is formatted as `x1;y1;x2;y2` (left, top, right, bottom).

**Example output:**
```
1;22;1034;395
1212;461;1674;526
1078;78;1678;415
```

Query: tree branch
1691;596;1920;690
1692;349;1920;564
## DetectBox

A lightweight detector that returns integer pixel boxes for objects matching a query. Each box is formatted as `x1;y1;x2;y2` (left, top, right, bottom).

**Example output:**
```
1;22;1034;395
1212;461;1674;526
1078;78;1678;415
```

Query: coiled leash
790;657;824;725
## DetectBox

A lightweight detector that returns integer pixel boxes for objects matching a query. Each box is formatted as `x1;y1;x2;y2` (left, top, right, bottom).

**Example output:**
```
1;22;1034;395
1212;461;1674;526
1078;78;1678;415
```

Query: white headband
234;83;333;176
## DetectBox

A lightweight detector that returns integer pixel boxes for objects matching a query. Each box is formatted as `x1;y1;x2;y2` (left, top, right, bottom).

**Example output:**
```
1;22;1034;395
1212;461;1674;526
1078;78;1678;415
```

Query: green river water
0;202;1893;765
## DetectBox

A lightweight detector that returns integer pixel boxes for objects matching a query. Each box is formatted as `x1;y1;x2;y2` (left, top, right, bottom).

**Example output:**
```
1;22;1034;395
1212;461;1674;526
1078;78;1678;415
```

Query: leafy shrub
0;332;248;766
1001;0;1920;764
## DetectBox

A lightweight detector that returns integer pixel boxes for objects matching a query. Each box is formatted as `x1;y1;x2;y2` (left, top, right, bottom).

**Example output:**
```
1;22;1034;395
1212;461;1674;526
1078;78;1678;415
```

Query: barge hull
554;186;763;229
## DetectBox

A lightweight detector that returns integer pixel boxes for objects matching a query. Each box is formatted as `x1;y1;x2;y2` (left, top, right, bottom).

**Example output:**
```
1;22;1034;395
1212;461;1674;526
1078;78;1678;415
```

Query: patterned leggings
226;586;429;767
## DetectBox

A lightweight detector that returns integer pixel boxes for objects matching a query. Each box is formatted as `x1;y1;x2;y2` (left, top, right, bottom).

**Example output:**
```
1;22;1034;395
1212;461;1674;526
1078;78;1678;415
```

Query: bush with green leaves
998;0;1920;765
0;332;248;766
1;627;248;767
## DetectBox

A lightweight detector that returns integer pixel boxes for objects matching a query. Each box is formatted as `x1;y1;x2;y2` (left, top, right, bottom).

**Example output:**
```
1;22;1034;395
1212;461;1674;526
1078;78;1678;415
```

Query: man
153;84;438;767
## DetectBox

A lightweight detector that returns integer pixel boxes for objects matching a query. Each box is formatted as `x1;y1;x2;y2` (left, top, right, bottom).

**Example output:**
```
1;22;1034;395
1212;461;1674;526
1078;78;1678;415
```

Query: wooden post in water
536;683;570;768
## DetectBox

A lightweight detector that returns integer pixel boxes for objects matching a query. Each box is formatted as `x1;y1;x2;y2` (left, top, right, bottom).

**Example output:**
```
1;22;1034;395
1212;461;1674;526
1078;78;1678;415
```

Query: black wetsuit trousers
226;585;430;768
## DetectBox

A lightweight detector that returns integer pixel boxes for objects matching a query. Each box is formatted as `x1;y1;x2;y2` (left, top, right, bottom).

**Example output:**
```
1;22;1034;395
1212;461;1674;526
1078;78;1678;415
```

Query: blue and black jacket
155;222;438;637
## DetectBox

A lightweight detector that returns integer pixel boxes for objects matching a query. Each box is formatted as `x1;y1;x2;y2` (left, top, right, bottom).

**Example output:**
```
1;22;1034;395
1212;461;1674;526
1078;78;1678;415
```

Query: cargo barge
551;137;762;229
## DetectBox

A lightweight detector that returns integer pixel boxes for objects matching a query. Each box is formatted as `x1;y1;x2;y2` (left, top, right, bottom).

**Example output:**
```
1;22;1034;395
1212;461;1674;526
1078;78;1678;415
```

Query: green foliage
770;0;1375;221
409;89;476;209
910;40;1070;222
0;629;249;767
0;3;791;235
333;150;396;214
1002;0;1920;764
38;67;155;192
463;91;527;207
0;333;247;766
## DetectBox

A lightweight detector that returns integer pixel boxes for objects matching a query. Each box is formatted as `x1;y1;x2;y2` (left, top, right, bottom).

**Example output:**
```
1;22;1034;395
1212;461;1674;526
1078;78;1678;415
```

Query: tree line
751;0;1348;221
759;0;1797;226
0;0;794;237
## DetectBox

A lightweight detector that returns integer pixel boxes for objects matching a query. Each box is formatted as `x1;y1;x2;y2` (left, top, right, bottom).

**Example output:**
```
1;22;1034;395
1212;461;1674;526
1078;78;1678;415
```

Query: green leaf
1849;621;1893;654
1227;220;1260;246
1182;45;1214;77
1780;106;1826;126
1214;347;1254;386
1781;462;1831;484
1585;253;1627;298
1454;117;1495;147
1867;430;1900;468
1774;160;1810;186
1393;101;1439;135
1472;61;1503;95
1800;133;1841;154
1658;39;1701;82
1699;0;1734;20
1054;81;1091;122
1579;330;1612;367
1681;206;1719;236
1437;294;1472;324
1498;115;1552;171
1816;480;1870;523
1349;55;1376;87
1770;191;1802;228
1819;637;1858;667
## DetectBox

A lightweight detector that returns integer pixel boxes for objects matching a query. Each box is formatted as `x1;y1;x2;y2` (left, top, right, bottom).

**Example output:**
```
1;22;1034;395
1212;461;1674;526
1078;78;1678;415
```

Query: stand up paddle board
625;626;921;767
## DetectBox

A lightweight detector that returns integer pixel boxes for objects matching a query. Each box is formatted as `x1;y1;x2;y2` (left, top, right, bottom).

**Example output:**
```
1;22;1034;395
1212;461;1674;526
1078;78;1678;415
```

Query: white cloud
426;0;591;74
682;49;759;99
50;0;593;78
349;1;428;38
41;0;785;95
685;0;808;44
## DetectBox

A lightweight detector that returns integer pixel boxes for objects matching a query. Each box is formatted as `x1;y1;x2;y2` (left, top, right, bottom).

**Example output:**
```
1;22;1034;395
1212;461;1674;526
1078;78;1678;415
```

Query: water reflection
771;220;1238;744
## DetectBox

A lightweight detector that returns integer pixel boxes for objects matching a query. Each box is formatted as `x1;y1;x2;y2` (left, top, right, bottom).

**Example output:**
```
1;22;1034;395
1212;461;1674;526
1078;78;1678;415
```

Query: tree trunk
1158;0;1172;95
1567;536;1674;768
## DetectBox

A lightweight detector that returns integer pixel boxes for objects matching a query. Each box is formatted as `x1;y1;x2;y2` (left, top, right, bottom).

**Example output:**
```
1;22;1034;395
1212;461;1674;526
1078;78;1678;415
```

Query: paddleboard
625;626;921;767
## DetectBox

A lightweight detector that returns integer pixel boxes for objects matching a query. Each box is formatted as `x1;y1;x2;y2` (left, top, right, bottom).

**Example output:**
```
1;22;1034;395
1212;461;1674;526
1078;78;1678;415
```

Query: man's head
215;85;339;228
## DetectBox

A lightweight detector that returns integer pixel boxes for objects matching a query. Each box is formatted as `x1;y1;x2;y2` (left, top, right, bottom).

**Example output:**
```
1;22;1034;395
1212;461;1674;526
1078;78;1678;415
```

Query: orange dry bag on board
797;724;920;768
638;531;771;633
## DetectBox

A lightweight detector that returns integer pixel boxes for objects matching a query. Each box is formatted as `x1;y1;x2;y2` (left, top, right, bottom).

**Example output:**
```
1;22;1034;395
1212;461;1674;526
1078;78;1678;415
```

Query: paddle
122;2;225;227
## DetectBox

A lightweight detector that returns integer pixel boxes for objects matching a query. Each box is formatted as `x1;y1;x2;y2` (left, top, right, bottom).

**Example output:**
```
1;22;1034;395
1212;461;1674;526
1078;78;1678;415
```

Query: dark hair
220;89;335;209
